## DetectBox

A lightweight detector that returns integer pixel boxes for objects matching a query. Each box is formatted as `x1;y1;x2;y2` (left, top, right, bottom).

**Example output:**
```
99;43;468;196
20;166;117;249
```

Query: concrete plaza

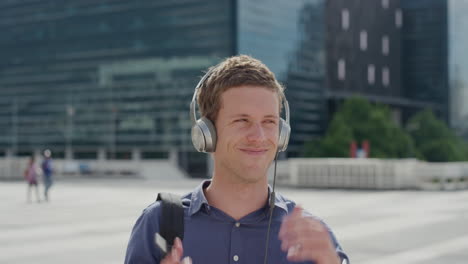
1;177;467;264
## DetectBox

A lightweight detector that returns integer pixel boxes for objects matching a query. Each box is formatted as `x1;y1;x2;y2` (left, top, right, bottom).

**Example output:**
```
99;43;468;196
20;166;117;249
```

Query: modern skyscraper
401;0;449;123
237;0;327;156
448;0;468;139
326;0;405;124
326;0;455;131
0;0;325;176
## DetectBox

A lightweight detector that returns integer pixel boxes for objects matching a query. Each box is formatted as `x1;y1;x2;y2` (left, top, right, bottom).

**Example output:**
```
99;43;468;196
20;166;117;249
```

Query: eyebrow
230;114;279;119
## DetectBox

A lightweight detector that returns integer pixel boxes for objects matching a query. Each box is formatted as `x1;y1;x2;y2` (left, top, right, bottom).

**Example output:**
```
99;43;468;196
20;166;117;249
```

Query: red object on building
362;140;370;158
350;141;357;158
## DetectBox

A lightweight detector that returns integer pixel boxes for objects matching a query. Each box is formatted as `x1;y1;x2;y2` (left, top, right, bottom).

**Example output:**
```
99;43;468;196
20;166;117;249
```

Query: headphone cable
263;151;279;264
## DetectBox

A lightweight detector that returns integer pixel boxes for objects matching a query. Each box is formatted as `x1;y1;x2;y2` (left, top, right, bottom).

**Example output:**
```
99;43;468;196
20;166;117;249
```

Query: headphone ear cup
201;117;217;152
277;118;291;152
191;117;217;153
191;124;205;152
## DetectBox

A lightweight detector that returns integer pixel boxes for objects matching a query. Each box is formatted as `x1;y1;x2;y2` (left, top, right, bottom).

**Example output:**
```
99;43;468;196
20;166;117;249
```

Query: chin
238;173;265;184
243;164;269;177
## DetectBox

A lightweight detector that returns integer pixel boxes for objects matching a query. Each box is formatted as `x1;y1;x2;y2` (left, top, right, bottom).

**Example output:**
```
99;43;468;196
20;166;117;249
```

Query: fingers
161;237;193;264
280;223;328;253
285;237;333;262
181;257;193;264
279;207;339;263
173;237;184;258
279;206;303;239
280;206;325;242
289;206;303;220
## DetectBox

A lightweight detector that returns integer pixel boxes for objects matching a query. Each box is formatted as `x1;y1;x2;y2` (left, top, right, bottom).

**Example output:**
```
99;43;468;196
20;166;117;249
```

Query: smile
239;148;268;155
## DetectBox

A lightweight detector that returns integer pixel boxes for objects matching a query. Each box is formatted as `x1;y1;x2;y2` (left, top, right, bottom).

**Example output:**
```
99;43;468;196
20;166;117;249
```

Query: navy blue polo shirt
125;180;349;264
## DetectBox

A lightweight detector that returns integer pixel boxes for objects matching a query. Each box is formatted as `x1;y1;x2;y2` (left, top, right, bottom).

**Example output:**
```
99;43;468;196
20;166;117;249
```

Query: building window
382;35;389;55
99;22;110;33
368;64;375;85
131;17;144;29
382;67;390;86
338;59;346;81
341;9;349;30
360;31;368;51
382;0;389;9
395;9;403;28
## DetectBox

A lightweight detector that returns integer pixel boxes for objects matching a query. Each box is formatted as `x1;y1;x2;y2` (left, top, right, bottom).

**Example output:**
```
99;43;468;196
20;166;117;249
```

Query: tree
407;109;468;162
320;114;354;157
304;97;415;158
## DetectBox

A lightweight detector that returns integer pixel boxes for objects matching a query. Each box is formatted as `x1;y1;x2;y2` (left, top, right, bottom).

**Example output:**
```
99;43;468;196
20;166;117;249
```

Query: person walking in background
41;149;54;202
24;156;41;203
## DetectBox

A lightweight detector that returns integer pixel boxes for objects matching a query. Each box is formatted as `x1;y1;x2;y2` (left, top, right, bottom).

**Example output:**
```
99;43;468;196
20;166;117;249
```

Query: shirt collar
187;180;211;216
188;180;289;216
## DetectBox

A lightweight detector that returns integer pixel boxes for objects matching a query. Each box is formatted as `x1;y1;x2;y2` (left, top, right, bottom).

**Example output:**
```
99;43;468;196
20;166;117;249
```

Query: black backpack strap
156;192;185;252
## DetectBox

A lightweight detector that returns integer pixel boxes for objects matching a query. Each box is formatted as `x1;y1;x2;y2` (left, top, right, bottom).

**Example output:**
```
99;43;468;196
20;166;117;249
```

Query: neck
204;171;269;221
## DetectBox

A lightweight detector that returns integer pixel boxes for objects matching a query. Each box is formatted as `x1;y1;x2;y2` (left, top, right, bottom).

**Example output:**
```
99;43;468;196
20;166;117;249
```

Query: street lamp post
11;98;18;157
110;106;117;160
66;105;74;160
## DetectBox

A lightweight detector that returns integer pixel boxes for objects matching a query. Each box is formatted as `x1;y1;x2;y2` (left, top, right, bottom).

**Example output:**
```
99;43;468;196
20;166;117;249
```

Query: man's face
213;86;280;183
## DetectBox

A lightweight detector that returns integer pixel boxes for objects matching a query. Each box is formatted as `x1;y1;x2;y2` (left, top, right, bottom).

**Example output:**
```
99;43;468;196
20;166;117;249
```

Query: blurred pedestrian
24;156;40;203
41;149;54;202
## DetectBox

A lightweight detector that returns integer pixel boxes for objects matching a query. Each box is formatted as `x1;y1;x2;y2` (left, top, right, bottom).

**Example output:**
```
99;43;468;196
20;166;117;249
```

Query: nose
246;122;266;143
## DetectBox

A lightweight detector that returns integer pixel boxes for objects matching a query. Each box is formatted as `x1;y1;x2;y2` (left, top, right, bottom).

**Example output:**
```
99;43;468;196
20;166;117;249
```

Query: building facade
401;0;449;122
448;0;468;139
237;0;326;156
0;0;325;176
326;0;405;123
401;0;468;139
326;0;456;130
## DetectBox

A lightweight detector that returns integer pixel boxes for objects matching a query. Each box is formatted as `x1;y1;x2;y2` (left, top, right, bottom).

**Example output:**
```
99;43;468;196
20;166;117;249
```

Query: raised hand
279;206;340;264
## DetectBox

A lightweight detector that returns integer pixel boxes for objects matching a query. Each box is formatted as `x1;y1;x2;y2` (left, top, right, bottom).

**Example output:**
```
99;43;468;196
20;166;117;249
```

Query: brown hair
196;55;285;123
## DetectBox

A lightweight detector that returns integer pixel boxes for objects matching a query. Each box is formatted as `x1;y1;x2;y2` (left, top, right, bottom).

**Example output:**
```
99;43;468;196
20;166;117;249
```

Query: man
41;149;53;202
125;55;349;264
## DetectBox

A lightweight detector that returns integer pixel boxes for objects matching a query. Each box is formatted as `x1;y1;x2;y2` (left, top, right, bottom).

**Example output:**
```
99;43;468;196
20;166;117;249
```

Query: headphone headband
190;68;215;125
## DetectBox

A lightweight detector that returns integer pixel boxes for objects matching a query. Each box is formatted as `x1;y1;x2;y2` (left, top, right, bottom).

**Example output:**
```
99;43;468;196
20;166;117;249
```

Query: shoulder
125;191;193;263
142;200;163;217
132;201;164;235
274;192;298;214
125;201;163;263
275;192;326;222
275;192;296;207
128;192;192;242
139;191;192;223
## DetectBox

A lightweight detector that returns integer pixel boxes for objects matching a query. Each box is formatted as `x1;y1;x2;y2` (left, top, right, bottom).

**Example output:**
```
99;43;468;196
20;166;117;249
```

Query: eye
264;119;277;124
235;119;248;123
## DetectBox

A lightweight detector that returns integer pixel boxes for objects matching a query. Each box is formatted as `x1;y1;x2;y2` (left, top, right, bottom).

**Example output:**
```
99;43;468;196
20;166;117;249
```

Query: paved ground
1;177;468;264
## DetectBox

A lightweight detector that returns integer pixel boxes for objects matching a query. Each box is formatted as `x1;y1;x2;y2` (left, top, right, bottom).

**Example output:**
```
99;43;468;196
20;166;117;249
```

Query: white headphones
190;69;291;153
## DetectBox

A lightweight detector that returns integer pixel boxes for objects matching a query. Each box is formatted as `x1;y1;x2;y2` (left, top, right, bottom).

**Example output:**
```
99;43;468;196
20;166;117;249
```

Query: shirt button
233;255;239;262
235;222;240;227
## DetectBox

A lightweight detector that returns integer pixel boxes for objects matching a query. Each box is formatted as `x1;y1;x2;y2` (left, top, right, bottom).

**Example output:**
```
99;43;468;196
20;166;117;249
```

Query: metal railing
276;158;468;190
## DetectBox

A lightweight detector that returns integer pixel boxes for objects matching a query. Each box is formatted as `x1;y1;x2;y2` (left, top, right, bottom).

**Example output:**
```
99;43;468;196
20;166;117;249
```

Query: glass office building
0;0;233;164
401;0;468;139
327;0;402;98
401;0;449;122
326;0;404;124
0;0;325;174
448;0;468;139
238;0;326;155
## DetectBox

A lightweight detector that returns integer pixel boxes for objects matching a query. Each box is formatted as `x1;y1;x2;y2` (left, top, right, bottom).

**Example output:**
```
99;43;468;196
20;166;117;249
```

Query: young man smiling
125;55;349;264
